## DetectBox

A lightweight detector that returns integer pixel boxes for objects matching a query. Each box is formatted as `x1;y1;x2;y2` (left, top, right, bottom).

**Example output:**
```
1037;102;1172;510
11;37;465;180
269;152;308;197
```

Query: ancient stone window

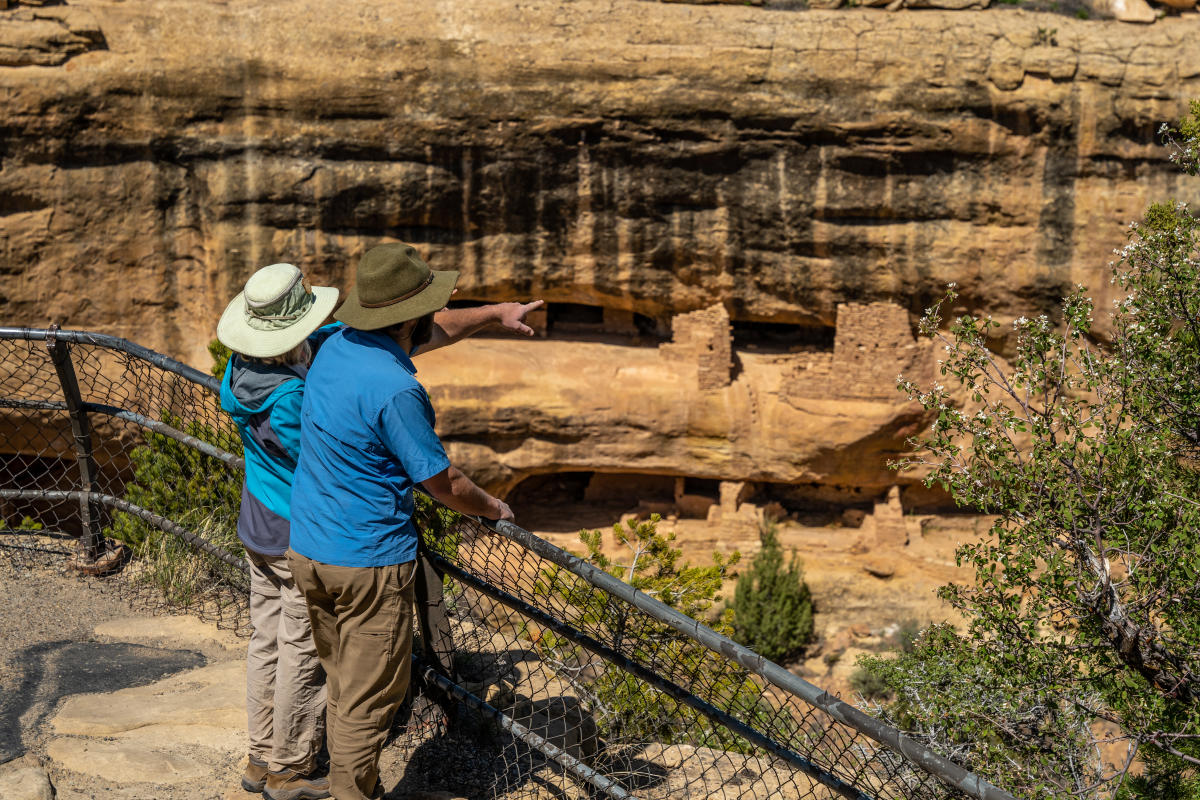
506;471;678;531
448;299;663;342
547;302;604;331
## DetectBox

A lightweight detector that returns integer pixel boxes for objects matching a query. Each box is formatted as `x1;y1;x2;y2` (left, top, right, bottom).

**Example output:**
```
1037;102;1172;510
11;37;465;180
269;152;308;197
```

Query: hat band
359;272;434;309
245;280;316;332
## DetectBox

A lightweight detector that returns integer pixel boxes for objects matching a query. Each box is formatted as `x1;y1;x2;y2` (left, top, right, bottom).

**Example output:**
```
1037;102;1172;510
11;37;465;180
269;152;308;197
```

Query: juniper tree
731;523;814;664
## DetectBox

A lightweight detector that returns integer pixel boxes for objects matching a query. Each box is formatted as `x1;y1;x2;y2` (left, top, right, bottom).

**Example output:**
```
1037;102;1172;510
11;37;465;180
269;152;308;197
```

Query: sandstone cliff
420;301;937;501
3;0;1199;504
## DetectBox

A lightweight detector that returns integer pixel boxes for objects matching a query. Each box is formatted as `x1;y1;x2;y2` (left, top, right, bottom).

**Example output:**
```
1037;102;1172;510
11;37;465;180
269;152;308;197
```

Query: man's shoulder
308;330;423;402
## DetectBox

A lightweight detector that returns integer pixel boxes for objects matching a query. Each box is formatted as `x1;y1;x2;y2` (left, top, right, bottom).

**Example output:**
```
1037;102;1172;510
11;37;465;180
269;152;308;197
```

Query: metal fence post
415;543;457;681
45;325;101;560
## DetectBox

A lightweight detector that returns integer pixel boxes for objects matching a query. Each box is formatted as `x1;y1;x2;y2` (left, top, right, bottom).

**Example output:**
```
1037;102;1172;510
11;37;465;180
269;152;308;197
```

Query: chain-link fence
0;326;1016;800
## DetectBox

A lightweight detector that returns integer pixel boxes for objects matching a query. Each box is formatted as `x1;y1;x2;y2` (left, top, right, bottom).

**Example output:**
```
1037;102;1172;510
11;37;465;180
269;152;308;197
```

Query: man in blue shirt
288;243;525;800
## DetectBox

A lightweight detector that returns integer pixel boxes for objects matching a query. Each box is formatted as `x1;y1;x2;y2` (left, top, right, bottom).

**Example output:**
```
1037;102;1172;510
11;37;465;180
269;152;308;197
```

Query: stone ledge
0;3;106;67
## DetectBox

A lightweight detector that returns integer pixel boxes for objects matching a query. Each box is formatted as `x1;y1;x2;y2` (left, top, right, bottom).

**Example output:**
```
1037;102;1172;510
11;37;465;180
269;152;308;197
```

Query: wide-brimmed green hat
335;243;458;331
216;263;339;358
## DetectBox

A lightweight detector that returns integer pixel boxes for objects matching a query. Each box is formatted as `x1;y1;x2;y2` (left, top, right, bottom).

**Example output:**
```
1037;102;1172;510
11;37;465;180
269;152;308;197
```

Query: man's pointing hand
495;300;545;337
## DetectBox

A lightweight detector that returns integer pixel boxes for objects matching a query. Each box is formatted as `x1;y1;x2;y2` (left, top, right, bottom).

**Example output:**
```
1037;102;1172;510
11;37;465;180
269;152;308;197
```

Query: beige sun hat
216;263;339;358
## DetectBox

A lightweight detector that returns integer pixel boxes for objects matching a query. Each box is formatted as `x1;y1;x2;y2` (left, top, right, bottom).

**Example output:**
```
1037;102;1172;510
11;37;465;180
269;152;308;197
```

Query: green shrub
534;516;787;752
105;413;244;605
849;619;923;702
849;663;892;701
208;339;232;379
891;617;920;654
730;524;814;663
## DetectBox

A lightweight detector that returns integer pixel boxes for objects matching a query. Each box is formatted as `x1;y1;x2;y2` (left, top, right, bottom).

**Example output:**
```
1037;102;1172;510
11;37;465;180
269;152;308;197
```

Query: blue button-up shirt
289;327;450;567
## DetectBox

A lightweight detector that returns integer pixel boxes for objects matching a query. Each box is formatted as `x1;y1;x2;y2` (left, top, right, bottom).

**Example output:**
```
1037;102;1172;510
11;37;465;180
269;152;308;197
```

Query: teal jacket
220;357;306;555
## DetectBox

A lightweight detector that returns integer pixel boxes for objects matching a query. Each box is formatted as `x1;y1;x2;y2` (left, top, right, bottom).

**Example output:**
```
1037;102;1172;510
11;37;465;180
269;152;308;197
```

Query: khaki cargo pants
246;550;327;774
288;550;417;800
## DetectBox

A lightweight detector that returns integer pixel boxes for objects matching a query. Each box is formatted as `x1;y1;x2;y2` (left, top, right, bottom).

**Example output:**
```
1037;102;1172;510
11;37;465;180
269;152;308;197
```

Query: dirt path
0;551;485;800
0;552;254;799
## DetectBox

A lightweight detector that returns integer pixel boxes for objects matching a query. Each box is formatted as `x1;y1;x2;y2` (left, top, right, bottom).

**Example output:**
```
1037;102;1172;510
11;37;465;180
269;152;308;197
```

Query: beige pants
288;550;416;800
247;550;327;774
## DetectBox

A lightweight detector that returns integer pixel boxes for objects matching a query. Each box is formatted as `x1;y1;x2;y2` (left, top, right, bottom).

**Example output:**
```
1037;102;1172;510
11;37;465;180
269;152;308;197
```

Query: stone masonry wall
661;305;733;390
829;302;922;399
782;302;923;401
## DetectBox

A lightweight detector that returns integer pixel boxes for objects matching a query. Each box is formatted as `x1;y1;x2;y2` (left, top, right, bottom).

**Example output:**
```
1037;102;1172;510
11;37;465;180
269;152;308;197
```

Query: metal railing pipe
483;519;1018;800
0;488;248;572
82;403;244;471
421;665;636;800
0;327;219;392
429;550;872;800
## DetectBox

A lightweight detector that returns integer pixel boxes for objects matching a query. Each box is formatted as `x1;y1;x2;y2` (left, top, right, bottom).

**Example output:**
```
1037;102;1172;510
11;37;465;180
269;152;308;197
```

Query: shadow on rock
0;640;204;764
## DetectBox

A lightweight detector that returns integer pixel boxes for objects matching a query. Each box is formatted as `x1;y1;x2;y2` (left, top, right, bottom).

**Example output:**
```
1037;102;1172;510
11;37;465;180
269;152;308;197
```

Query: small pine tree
533;515;794;752
731;524;814;664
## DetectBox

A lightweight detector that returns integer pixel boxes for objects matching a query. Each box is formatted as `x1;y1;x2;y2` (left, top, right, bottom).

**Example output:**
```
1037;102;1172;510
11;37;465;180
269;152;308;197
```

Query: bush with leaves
849;619;922;702
535;515;797;752
858;104;1200;800
209;338;233;379
730;523;814;663
105;413;244;605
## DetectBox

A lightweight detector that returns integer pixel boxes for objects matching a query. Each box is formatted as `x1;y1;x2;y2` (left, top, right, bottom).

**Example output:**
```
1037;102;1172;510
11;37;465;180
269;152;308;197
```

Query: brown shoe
241;755;268;792
264;768;331;800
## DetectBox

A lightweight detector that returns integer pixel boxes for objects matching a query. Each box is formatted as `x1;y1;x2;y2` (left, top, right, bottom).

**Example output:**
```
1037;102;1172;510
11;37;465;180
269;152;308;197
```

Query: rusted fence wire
0;326;1016;800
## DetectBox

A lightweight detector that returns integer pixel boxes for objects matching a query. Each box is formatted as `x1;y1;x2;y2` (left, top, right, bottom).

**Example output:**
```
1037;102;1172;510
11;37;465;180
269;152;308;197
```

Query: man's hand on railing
489;497;514;522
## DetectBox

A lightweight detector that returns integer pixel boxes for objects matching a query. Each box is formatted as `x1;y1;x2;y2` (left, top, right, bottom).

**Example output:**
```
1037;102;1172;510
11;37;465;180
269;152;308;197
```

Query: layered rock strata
2;0;1200;504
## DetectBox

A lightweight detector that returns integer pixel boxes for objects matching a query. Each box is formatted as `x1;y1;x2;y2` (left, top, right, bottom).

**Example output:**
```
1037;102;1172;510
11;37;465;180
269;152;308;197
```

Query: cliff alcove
2;0;1200;546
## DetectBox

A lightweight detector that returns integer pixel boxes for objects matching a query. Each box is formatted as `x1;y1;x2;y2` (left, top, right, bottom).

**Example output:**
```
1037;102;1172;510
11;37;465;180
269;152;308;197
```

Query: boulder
46;738;211;785
51;661;244;737
0;4;104;66
0;756;54;800
509;697;600;765
1090;0;1158;20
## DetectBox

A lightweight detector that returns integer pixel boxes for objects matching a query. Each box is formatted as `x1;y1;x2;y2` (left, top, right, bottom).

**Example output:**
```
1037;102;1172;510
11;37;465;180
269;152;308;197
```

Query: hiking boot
263;768;331;800
240;755;268;792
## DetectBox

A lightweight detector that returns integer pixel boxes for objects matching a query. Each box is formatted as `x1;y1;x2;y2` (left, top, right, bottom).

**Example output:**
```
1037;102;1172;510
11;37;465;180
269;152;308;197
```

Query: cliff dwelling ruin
1;0;1198;582
433;295;939;542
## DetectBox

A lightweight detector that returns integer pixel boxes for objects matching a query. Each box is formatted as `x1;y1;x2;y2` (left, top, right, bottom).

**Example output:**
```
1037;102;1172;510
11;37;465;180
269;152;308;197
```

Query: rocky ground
0;551;481;800
0;552;248;800
0;510;981;799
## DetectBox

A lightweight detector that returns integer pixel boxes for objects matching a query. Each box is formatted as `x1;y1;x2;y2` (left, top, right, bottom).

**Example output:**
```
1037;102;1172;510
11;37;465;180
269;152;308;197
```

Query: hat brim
216;286;340;358
334;270;459;330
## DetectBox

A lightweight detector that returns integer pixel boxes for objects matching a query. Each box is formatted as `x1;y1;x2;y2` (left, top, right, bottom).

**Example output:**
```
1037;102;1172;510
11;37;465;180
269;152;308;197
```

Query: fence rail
0;326;1017;800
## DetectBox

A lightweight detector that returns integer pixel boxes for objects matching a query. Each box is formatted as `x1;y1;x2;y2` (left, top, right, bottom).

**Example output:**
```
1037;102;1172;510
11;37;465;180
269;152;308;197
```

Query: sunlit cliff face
417;299;942;512
2;0;1199;514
